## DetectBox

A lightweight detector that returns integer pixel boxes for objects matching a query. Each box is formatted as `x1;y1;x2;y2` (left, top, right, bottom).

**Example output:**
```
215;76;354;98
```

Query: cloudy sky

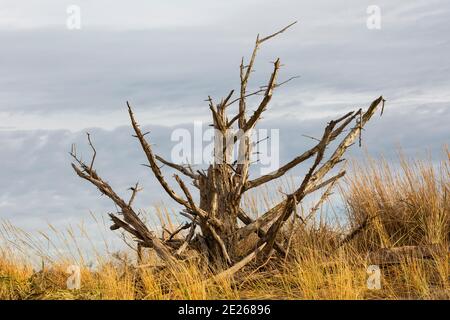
0;1;449;255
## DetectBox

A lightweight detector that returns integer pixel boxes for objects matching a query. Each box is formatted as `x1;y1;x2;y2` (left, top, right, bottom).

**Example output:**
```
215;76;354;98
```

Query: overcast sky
0;0;449;256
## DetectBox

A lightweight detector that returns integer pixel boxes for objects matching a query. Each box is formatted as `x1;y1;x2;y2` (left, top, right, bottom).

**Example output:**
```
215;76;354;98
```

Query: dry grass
0;151;448;300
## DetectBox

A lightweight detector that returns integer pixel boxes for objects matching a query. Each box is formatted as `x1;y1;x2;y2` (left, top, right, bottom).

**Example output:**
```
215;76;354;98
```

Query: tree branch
244;111;355;191
155;155;199;180
127;101;192;208
237;21;297;130
70;147;176;263
243;58;281;132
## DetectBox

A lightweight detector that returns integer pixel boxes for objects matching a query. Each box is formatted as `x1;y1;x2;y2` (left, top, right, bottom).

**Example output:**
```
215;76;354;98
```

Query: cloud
1;102;447;228
0;0;449;131
0;0;449;251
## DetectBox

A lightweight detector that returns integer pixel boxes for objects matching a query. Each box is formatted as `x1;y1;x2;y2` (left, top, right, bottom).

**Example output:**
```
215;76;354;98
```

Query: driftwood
367;245;449;265
71;22;385;273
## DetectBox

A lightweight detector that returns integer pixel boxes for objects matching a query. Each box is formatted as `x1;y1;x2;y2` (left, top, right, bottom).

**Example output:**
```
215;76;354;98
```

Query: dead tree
71;22;386;272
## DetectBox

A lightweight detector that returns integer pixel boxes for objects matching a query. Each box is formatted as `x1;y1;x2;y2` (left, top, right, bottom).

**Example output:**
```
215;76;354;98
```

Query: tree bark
70;22;386;273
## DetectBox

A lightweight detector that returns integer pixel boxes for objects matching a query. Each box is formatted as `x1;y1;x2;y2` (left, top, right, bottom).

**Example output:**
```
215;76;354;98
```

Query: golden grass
0;150;448;300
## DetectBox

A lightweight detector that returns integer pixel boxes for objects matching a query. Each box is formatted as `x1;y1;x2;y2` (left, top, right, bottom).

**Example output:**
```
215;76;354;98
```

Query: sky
0;0;449;256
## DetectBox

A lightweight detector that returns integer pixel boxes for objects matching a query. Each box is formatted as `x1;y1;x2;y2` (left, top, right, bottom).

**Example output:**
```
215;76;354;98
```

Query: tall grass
343;150;449;250
0;151;448;299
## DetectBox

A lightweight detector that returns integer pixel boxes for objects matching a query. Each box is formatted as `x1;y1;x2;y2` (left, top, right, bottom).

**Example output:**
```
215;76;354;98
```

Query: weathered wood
367;245;449;265
213;243;267;282
71;22;385;273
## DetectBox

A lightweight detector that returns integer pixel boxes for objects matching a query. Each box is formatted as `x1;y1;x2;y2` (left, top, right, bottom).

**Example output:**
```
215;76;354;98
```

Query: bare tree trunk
198;165;240;267
70;22;386;273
